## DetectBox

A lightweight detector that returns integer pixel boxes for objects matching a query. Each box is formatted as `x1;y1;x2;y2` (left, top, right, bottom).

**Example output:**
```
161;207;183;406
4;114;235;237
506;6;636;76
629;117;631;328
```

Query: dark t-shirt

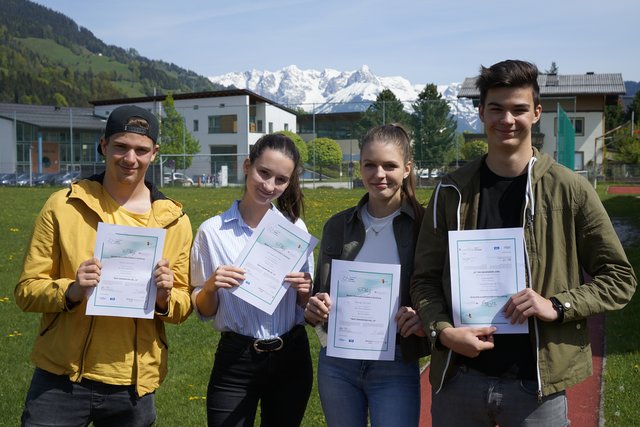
458;161;536;380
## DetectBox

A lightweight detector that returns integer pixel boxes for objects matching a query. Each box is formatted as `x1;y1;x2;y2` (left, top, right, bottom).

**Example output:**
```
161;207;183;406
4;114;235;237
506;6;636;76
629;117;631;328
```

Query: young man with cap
15;105;193;426
410;60;636;425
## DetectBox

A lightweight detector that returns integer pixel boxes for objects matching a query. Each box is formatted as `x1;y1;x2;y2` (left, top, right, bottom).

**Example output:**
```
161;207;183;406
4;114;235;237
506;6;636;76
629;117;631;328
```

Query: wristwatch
549;297;565;323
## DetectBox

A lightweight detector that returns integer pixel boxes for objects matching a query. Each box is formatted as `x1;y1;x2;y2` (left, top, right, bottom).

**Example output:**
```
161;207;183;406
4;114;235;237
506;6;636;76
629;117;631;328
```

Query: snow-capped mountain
209;65;481;132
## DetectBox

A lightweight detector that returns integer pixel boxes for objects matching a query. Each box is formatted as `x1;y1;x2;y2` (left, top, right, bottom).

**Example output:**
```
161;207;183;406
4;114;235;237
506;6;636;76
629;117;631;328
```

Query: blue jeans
21;368;156;427
317;345;420;427
432;366;569;427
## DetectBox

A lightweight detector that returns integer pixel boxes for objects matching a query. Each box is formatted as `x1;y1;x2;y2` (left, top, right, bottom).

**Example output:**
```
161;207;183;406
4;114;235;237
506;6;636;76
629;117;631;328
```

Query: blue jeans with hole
21;367;156;427
432;365;569;427
317;345;420;427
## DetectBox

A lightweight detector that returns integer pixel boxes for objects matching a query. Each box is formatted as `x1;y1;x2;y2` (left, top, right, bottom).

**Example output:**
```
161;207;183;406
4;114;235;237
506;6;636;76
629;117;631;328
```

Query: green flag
557;105;575;170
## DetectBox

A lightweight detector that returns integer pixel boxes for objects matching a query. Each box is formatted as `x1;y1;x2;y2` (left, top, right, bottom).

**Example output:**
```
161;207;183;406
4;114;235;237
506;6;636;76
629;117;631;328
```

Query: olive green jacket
314;193;430;362
410;149;636;397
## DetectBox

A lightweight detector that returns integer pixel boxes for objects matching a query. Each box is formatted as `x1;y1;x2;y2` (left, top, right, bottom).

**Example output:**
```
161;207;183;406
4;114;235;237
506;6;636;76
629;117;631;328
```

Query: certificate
230;209;318;315
449;227;528;333
327;260;400;361
86;223;166;319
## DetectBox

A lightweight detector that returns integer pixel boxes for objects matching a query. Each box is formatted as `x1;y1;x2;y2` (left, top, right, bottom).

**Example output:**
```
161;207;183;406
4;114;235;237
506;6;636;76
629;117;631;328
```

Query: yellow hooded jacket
15;175;193;396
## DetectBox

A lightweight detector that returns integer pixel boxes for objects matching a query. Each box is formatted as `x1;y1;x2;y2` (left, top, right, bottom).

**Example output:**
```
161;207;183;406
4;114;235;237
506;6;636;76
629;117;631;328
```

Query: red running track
607;186;640;195
419;314;604;427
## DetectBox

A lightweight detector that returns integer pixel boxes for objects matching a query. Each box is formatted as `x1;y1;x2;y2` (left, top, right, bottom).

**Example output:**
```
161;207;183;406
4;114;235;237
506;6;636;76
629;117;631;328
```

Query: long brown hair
360;124;423;225
247;133;305;221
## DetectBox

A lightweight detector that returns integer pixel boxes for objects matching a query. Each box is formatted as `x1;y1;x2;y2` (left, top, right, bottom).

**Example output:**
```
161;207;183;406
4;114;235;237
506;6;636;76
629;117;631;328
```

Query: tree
461;139;488;160
307;137;342;180
545;61;559;74
605;101;627;132
626;90;640;126
356;89;411;144
411;83;457;172
612;133;640;164
275;130;308;163
160;94;200;169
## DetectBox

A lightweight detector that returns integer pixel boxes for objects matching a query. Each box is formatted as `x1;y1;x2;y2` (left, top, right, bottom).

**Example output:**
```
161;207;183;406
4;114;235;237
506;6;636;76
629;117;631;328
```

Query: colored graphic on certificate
449;227;528;334
327;260;400;361
87;223;165;319
230;209;318;315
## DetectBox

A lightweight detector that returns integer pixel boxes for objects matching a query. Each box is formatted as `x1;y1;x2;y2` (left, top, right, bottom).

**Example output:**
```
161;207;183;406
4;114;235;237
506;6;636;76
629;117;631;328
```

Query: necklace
362;205;398;236
368;219;393;235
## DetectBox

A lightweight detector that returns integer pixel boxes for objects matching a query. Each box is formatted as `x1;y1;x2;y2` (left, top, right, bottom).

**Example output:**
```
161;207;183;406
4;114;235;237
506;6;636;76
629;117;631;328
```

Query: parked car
163;172;194;186
54;171;81;186
33;173;57;186
15;173;33;186
0;173;15;185
418;169;444;179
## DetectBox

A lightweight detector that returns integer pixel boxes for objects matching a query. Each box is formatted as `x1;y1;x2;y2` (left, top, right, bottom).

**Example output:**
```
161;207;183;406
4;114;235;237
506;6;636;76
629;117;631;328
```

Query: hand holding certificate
448;227;528;334
327;260;400;361
230;209;318;315
86;223;166;319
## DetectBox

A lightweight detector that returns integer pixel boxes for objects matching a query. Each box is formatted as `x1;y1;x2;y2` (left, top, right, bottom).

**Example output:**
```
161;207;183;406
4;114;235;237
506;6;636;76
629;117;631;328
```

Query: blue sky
34;0;640;85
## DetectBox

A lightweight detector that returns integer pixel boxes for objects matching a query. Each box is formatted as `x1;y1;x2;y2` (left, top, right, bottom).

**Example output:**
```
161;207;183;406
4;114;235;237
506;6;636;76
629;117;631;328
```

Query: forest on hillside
0;0;224;106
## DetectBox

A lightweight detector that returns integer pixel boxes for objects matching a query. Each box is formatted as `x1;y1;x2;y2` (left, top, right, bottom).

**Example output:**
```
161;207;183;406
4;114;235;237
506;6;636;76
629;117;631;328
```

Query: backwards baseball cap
99;105;159;155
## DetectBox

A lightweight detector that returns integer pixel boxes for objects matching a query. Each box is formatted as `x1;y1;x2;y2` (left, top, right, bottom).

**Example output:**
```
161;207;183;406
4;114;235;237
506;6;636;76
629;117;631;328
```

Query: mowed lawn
0;185;638;426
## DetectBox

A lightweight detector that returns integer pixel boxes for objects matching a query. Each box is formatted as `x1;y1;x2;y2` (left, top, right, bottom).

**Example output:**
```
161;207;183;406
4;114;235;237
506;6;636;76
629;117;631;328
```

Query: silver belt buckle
253;336;284;353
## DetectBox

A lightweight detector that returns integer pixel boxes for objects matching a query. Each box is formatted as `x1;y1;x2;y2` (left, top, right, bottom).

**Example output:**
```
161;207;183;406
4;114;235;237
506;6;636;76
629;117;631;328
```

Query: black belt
221;325;305;353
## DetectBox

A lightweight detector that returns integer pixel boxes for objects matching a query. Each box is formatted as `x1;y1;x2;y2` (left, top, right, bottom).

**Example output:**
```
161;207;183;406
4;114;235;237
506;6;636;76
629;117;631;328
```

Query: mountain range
209;65;482;133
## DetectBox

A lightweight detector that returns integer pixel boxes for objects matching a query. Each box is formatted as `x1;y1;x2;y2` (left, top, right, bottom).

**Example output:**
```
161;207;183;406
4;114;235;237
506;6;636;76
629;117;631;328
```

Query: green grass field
0;186;638;425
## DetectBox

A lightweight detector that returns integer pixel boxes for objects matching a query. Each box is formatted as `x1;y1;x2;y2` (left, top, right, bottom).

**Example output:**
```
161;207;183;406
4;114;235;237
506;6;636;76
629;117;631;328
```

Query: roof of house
457;73;626;99
0;103;105;130
90;88;297;115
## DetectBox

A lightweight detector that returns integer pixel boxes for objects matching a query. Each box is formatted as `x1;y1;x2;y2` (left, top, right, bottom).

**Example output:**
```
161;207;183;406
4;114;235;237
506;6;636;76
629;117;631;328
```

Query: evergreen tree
159;94;200;169
605;101;627;132
627;90;640;126
356;89;411;145
307;137;342;180
545;61;559;74
411;83;457;172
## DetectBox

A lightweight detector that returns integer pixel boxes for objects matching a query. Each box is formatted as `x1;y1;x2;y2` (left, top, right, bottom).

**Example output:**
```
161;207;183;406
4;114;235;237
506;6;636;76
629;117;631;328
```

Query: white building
458;72;626;173
92;89;297;184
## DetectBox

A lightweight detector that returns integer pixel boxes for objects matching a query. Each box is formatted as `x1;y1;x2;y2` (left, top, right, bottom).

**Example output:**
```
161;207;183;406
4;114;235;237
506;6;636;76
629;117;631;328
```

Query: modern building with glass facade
0;103;105;175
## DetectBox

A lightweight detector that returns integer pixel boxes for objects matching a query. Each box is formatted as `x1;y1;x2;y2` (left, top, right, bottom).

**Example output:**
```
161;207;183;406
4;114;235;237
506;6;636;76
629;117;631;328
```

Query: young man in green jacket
410;60;636;426
15;105;192;426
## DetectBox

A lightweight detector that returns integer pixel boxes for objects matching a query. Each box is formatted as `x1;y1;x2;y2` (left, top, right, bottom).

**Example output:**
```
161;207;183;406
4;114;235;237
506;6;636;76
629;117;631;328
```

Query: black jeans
206;325;313;427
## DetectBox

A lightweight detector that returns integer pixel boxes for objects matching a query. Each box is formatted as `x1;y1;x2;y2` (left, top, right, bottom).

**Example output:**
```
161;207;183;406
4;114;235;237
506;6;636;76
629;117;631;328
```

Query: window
193;120;199;132
552;151;585;171
208;115;237;133
554;117;585;136
268;122;273;134
284;123;289;131
257;120;263;133
575;152;584;170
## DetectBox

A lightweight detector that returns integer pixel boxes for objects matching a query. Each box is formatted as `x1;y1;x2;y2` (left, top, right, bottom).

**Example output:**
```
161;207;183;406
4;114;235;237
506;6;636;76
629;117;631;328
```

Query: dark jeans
207;325;313;427
432;366;568;427
22;368;156;427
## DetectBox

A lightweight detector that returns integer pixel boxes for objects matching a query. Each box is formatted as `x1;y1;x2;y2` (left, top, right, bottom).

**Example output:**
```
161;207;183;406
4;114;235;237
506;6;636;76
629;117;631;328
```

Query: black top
458;161;536;380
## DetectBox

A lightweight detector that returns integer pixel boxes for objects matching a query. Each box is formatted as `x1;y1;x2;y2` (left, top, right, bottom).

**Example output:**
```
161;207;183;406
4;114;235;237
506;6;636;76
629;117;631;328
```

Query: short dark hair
476;60;540;107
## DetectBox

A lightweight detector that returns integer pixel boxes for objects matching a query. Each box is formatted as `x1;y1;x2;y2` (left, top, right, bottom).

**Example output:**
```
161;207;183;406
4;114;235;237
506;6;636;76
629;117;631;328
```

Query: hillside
0;0;225;107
